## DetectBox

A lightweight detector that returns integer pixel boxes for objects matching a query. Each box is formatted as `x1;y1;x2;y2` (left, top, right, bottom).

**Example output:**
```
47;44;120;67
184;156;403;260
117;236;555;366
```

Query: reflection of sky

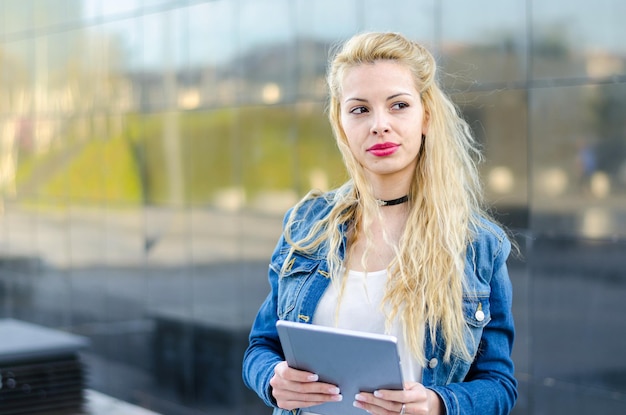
77;0;626;71
533;0;626;53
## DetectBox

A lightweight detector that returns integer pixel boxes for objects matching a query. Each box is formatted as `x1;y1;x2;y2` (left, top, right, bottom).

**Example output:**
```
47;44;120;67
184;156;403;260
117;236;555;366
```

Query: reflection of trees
0;46;30;196
534;23;570;58
0;27;136;202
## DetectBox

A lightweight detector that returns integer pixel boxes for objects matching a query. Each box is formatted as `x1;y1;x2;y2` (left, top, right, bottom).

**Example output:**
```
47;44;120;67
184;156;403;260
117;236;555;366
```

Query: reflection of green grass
14;153;38;187
41;135;142;203
14;105;345;206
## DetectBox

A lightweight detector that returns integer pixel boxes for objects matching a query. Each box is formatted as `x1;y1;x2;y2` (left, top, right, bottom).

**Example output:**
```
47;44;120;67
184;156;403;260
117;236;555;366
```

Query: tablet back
276;320;404;415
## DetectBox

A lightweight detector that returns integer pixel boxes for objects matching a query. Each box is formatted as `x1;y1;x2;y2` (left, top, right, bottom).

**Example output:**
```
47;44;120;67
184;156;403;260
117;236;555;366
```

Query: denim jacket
242;193;517;415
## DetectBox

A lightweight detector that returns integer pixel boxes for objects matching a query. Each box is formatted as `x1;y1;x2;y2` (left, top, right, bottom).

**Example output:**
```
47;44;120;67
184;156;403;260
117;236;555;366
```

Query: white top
302;269;422;415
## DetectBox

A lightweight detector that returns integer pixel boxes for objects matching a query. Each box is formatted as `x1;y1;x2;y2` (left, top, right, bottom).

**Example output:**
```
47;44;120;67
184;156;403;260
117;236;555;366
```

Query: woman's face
339;60;427;185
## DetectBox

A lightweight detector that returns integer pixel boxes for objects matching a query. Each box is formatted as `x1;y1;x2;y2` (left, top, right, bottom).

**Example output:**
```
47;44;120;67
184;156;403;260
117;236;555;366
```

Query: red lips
367;142;399;157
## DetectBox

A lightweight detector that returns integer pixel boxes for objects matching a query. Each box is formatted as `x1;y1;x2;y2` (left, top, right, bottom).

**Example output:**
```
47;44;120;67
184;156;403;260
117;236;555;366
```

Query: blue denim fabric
242;194;517;415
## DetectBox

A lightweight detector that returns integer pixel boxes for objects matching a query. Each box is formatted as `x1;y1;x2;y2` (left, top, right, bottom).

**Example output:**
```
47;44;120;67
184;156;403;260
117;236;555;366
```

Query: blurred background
0;0;625;414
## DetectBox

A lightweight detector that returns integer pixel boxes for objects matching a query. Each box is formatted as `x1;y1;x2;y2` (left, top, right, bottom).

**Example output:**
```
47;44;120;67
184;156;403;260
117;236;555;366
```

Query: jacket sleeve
242;200;324;408
242;231;288;408
430;235;518;415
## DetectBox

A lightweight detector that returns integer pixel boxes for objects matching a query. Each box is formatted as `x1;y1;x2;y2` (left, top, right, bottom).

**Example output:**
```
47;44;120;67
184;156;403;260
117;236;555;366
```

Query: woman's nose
370;113;390;135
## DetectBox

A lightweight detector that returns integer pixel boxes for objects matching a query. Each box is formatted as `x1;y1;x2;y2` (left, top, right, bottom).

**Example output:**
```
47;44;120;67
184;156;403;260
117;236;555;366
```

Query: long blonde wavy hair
282;32;487;365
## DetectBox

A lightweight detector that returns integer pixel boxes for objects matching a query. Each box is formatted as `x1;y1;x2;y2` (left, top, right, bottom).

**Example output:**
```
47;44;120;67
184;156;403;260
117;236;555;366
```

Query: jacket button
475;310;485;322
428;358;438;368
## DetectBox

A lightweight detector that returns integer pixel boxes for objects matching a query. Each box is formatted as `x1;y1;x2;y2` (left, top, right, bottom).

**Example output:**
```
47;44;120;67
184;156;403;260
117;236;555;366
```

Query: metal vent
0;319;89;415
0;354;86;414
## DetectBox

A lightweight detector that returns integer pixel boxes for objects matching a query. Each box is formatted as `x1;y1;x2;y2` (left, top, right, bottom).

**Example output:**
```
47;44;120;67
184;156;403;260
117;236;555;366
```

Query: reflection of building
125;38;330;112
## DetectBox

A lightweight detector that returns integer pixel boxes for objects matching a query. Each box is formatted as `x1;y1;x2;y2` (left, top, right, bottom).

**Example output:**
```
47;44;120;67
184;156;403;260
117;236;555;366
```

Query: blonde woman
243;32;517;415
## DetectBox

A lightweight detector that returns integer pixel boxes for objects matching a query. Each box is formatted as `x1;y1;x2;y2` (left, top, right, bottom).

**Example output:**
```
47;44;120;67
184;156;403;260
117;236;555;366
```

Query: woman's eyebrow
387;92;412;100
344;92;413;104
344;97;368;104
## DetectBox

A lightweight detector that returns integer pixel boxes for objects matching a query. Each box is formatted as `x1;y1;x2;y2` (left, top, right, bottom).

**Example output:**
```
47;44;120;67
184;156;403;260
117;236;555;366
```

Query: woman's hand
353;382;443;415
270;361;343;410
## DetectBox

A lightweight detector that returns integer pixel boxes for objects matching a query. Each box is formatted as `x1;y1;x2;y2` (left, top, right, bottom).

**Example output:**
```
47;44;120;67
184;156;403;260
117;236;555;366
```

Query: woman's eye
350;106;368;114
391;102;409;110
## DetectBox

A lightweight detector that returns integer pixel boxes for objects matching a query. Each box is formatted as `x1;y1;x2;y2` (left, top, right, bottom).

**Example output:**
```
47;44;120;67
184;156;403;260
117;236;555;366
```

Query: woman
243;32;517;415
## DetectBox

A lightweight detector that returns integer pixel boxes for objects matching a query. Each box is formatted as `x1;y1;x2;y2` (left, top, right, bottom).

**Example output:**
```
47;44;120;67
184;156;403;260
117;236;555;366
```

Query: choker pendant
376;194;409;206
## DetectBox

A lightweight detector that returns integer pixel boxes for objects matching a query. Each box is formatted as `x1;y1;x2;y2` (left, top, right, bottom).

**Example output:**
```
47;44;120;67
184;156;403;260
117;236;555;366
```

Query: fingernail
355;393;364;401
307;374;319;381
329;387;340;394
332;394;343;401
374;390;383;398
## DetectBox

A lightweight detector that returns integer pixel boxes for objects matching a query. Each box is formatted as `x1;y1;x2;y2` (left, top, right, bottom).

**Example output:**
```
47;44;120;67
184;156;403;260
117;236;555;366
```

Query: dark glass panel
440;0;528;86
532;0;626;80
84;0;141;19
32;0;81;30
454;88;529;229
529;236;626;413
361;0;436;42
530;83;626;238
2;0;34;36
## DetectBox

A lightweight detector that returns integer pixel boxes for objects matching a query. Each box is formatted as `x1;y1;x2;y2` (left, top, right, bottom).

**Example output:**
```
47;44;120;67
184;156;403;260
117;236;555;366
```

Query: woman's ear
422;110;430;136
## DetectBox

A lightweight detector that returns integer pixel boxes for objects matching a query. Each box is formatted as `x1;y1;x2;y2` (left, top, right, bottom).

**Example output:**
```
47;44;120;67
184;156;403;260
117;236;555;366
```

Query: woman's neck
346;204;410;272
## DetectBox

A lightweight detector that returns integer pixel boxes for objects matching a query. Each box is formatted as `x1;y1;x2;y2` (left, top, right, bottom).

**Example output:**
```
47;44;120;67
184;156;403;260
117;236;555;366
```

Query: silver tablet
276;320;404;415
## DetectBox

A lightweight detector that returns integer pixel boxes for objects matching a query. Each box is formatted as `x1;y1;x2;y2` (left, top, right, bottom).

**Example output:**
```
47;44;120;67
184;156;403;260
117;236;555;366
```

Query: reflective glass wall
0;1;625;414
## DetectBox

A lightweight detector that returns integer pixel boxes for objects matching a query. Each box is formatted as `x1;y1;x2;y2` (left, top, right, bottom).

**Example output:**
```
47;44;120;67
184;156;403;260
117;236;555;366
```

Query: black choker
376;195;409;206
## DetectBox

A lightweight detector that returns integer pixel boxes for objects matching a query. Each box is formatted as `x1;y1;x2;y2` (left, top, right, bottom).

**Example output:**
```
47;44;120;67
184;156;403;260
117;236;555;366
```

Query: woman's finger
270;361;342;410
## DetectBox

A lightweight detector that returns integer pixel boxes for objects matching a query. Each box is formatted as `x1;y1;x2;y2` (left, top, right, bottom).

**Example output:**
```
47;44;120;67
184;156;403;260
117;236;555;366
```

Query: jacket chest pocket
277;254;320;319
463;295;491;356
